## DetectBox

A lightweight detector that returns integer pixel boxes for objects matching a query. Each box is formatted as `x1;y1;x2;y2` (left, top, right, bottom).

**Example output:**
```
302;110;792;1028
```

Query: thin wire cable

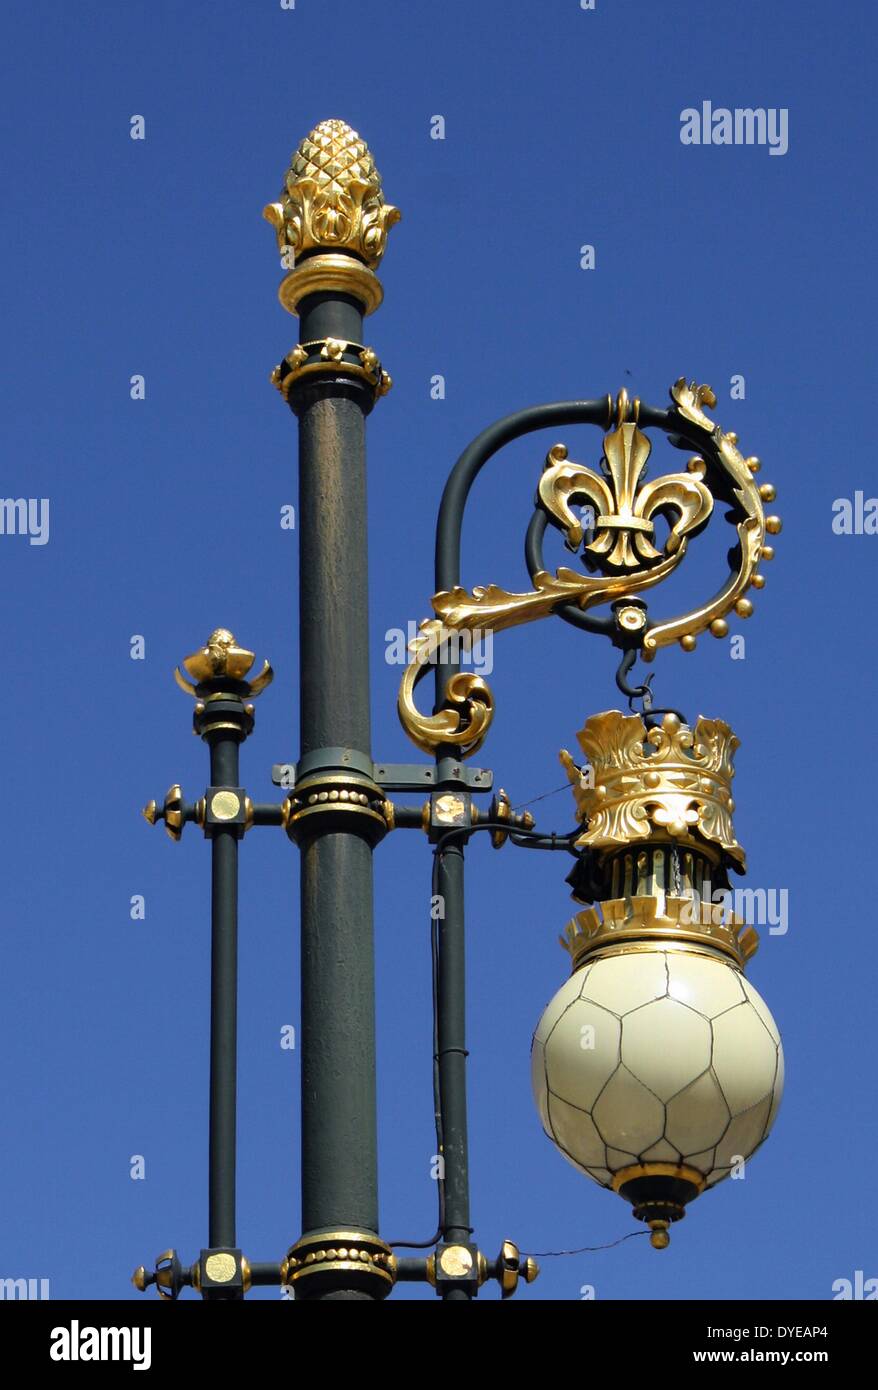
524;1230;649;1257
510;781;573;811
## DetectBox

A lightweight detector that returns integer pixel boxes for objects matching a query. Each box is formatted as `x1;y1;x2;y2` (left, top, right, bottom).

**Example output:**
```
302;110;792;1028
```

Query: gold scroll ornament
397;382;777;759
643;379;780;656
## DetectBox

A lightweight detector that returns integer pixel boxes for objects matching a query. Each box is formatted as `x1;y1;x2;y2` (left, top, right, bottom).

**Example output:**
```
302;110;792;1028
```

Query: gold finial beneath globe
174;629;274;698
264;119;400;317
649;1220;671;1250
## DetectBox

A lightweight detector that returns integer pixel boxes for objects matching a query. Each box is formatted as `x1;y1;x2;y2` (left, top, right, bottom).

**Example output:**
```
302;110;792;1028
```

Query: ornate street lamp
133;118;783;1300
395;378;784;1262
534;709;783;1249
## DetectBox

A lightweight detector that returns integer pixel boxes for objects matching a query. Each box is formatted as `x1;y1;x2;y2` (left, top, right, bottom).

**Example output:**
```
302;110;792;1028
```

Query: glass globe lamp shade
535;707;785;1245
531;944;783;1244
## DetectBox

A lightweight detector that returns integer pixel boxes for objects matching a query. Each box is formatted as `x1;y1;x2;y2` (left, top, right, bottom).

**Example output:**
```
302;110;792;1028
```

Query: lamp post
133;119;783;1301
263;119;400;1301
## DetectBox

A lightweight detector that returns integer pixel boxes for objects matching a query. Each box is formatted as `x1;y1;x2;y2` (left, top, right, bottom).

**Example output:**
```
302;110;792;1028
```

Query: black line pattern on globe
533;950;783;1189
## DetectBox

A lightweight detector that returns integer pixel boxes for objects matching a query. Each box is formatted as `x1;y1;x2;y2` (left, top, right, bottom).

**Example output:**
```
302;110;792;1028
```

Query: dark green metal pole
295;293;379;1290
135;634;268;1301
434;834;472;1301
427;403;612;1299
434;840;469;1241
207;730;240;1250
267;120;400;1302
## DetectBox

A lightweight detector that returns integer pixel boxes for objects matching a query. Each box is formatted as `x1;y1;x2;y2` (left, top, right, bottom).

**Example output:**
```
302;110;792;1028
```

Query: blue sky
1;0;875;1301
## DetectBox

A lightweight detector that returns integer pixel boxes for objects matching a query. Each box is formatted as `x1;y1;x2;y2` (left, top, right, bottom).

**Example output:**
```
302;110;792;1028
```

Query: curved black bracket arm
421;391;735;1292
434;399;617;702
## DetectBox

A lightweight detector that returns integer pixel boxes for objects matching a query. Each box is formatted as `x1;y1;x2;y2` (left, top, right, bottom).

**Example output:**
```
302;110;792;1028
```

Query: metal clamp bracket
272;752;494;794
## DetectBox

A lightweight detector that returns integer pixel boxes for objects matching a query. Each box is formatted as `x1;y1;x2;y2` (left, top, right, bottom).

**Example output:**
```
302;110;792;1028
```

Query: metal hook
615;648;651;710
613;648;687;726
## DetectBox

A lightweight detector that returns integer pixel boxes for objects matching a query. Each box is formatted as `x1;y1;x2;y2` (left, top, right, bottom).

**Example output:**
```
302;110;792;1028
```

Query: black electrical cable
389;817;581;1250
386;845;448;1251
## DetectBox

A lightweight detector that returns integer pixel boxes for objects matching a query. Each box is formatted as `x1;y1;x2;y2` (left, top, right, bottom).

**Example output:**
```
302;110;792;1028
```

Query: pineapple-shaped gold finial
264;119;400;278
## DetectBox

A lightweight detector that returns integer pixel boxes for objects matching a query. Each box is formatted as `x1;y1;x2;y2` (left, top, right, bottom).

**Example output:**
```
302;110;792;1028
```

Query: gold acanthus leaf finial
174;628;274;698
263;118;400;270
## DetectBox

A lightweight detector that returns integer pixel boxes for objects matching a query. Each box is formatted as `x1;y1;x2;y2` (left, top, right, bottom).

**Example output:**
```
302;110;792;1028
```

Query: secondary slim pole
207;729;240;1250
